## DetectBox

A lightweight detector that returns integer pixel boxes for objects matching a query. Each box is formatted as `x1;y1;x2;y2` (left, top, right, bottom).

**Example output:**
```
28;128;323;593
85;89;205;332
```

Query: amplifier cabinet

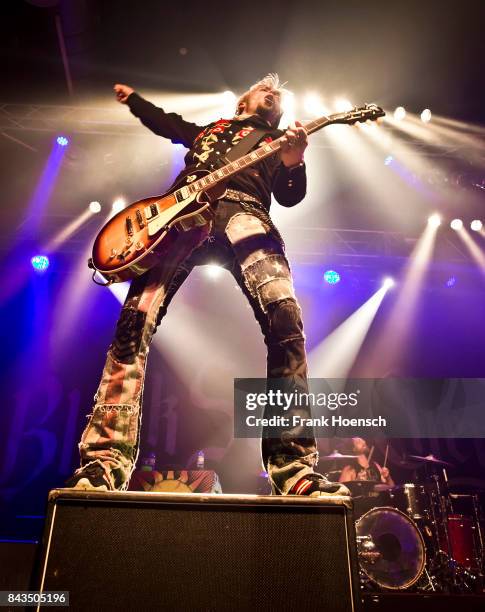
34;490;361;611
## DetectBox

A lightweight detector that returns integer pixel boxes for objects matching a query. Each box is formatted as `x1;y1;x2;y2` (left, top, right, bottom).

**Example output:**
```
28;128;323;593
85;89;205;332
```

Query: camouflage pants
78;201;319;493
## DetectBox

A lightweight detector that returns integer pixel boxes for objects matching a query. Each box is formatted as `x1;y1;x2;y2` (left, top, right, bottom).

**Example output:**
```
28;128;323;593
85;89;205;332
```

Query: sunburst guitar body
90;170;225;283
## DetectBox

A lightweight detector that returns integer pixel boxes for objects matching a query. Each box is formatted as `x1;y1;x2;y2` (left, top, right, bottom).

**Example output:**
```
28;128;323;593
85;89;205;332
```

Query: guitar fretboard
183;136;289;196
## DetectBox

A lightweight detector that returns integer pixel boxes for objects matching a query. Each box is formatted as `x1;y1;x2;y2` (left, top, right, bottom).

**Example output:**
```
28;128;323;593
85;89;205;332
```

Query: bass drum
356;507;426;590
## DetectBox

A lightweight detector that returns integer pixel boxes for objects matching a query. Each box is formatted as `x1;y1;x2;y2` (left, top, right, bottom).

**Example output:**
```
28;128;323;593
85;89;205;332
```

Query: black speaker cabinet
34;490;361;611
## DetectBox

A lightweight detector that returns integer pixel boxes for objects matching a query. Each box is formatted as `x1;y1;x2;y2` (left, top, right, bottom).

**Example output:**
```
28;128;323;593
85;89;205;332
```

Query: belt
223;188;261;205
221;189;286;249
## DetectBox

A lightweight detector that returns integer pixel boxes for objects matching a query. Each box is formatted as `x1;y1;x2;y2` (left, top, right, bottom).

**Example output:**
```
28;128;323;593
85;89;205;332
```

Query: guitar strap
219;127;270;166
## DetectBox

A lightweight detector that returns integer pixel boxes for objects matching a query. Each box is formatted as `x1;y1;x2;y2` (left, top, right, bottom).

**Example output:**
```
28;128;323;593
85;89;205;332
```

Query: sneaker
289;474;350;497
65;461;115;491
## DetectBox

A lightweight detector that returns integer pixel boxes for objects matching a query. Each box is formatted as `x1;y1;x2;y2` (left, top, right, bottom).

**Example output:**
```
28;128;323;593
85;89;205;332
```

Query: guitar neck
179;115;333;197
176;104;385;199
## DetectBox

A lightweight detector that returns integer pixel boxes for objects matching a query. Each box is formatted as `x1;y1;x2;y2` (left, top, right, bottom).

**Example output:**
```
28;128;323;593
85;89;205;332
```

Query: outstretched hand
114;83;134;104
280;120;308;168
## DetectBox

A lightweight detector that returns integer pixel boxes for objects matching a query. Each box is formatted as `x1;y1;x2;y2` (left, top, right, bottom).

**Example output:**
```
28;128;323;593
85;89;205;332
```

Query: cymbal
408;454;454;468
320;451;356;461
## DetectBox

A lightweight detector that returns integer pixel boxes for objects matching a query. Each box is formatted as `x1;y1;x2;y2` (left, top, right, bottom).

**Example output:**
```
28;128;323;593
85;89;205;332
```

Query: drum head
356;507;425;589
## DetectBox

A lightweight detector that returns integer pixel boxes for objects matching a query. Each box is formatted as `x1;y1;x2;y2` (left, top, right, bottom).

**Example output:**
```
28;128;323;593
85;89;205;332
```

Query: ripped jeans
77;200;319;494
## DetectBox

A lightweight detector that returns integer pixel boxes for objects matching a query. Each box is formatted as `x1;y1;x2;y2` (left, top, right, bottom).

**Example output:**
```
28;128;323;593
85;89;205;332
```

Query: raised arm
114;83;204;149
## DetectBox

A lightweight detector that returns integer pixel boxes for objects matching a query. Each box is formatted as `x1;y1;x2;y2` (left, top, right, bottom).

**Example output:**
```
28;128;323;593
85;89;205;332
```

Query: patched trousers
78;200;319;493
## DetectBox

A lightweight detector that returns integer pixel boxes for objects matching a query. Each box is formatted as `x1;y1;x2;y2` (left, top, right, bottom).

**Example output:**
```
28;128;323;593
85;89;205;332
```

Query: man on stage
339;438;394;486
66;74;348;498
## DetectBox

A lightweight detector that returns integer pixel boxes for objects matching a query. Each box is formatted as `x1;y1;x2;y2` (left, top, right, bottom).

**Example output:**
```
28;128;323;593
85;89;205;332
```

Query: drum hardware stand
424;479;484;593
427;472;473;592
415;564;437;592
471;493;485;579
423;565;436;591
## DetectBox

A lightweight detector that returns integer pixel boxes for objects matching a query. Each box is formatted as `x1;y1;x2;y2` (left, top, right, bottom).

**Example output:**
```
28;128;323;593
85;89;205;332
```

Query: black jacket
127;93;307;211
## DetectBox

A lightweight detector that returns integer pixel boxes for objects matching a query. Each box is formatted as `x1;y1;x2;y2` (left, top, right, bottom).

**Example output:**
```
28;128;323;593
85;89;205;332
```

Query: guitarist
66;74;349;498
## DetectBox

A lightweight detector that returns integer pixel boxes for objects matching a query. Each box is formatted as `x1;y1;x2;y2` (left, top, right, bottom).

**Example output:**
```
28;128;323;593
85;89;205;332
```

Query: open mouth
264;95;274;105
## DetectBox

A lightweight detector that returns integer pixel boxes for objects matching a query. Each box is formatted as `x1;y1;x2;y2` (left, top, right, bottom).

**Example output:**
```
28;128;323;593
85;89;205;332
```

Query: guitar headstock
330;104;385;126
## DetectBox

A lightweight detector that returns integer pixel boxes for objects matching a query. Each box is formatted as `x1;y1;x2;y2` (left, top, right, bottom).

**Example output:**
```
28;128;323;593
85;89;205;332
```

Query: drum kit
321;451;485;593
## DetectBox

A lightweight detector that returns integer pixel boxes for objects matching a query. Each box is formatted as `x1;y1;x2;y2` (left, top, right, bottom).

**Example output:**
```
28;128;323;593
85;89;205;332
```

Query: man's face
243;84;282;125
352;438;369;454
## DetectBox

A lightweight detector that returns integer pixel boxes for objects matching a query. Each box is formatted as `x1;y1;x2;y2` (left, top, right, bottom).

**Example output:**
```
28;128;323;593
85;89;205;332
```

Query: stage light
446;276;456;288
31;255;50;271
384;155;393;166
56;136;69;146
303;93;328;117
112;198;126;213
450;218;463;231
89;201;101;213
393;106;406;121
324;270;340;284
222;90;236;103
420;109;432;123
427;214;441;228
221;90;237;117
471;220;483;232
281;91;295;117
382;277;395;289
335;98;353;112
205;264;223;279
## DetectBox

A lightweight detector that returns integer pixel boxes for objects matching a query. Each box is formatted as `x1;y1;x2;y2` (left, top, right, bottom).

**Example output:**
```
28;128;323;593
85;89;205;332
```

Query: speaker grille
41;496;357;611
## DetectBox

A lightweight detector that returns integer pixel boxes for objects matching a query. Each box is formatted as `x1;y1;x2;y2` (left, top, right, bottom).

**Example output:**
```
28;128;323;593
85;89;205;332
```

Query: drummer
338;438;395;487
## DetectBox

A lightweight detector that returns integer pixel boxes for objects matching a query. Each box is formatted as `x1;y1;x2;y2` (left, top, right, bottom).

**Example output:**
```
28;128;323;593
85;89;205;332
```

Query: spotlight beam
389;113;485;167
309;284;389;378
455;228;485;279
366;119;449;204
322;121;417;223
17;140;67;239
363;218;440;375
107;272;265;388
51;243;102;346
43;209;94;252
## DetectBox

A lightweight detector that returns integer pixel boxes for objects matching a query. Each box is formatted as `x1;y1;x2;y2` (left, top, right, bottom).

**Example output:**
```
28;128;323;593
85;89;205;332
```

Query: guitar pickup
135;209;145;229
177;186;190;201
125;216;134;236
144;202;159;220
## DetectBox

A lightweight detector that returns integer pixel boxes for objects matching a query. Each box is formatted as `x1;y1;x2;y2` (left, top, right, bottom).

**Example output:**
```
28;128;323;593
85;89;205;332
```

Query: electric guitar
89;104;385;284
